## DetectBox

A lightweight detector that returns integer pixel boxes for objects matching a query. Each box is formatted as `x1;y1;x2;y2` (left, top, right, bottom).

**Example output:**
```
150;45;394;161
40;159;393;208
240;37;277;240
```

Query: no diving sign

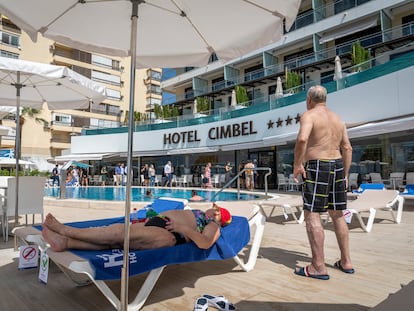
18;245;39;269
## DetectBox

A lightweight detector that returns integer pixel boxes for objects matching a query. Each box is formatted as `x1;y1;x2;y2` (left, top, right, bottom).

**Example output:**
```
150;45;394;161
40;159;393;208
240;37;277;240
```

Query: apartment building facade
0;14;161;170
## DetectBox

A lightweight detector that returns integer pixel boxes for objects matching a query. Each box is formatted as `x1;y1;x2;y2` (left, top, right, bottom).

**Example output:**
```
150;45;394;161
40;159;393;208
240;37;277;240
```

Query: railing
169;22;413;105
84;43;414;135
211;167;272;201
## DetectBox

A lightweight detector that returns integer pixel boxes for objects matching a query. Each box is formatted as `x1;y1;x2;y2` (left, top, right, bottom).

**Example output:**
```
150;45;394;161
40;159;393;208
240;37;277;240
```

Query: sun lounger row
259;188;404;233
13;198;265;311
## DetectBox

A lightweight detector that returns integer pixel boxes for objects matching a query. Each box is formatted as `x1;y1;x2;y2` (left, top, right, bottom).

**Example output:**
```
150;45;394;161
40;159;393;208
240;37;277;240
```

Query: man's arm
293;113;313;181
340;124;353;182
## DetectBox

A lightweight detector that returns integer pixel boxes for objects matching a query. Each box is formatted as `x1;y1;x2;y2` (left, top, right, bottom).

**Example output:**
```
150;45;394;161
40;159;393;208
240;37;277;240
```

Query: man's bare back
303;105;344;161
294;85;352;181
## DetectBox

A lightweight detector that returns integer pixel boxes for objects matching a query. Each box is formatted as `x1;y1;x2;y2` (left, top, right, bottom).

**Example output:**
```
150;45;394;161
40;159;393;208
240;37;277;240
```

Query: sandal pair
193;297;209;311
203;294;236;311
194;294;236;311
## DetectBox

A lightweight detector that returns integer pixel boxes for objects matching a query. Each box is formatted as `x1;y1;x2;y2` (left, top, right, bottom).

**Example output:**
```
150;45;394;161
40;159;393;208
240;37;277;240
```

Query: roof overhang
54;153;119;162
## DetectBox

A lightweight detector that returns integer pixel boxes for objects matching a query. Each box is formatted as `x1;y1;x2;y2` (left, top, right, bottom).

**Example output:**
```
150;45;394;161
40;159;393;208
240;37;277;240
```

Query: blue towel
40;215;250;280
353;183;385;193
401;184;414;195
134;198;186;220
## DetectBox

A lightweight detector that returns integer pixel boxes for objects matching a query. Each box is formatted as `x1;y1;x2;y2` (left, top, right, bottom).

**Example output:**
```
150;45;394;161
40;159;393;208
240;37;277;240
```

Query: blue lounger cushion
38;215;250;280
353;183;385;193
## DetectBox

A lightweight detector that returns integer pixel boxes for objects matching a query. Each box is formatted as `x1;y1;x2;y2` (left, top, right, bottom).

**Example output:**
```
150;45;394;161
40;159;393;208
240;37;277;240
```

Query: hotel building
3;0;414;189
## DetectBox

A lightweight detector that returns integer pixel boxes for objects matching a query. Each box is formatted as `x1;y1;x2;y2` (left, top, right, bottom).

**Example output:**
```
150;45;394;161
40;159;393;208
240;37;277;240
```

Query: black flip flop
294;266;330;280
334;260;355;274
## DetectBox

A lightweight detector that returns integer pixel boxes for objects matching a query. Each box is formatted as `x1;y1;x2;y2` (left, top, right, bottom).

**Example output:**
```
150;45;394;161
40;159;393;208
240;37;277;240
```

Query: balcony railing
84;44;414;135
169;22;413;105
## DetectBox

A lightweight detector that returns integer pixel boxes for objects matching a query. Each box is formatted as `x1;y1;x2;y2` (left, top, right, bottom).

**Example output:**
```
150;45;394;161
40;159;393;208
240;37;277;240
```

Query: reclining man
42;204;232;252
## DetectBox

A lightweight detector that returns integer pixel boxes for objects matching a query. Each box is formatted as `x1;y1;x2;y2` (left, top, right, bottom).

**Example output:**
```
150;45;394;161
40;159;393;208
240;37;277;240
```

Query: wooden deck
1;194;413;310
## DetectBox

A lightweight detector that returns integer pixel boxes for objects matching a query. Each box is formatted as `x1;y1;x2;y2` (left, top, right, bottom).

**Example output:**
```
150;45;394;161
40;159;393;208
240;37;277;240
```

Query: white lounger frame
258;196;304;223
347;190;404;233
14;205;265;311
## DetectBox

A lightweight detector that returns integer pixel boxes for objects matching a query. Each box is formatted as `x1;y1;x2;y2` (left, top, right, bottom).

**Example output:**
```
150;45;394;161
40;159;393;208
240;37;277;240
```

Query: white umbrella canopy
0;57;107;109
0;56;107;230
0;0;301;68
275;76;283;98
231;89;237;107
0;106;18;119
0;157;35;166
192;98;197;115
0;1;301;308
334;55;343;81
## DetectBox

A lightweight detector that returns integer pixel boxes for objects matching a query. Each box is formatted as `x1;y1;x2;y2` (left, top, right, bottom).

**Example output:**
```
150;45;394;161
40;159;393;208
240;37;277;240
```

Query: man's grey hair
307;85;327;104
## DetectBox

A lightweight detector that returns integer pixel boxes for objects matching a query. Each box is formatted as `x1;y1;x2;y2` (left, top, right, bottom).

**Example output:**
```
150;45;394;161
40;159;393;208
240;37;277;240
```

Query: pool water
44;186;260;202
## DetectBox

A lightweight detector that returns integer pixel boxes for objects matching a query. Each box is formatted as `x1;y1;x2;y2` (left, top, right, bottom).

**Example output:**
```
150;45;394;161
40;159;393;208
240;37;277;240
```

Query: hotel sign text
163;121;257;145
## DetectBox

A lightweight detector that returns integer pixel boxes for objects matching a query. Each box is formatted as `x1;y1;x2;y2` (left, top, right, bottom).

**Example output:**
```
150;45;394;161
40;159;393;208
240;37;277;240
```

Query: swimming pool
44;186;261;202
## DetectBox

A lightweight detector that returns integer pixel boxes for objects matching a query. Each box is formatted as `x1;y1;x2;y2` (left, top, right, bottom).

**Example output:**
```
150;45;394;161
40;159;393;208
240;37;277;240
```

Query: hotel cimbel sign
163;120;257;146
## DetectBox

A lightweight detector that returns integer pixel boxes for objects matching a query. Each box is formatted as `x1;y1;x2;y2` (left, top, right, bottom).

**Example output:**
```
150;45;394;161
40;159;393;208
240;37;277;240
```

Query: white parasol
231;89;237;107
275;76;283;98
0;56;107;227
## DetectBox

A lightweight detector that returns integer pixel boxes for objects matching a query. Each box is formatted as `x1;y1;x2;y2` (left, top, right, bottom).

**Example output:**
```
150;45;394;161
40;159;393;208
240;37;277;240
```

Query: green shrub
235;85;249;104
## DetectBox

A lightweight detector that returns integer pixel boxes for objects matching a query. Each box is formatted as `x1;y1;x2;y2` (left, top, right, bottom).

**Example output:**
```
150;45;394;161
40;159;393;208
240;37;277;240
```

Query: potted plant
285;68;302;94
235;85;249;105
351;41;370;71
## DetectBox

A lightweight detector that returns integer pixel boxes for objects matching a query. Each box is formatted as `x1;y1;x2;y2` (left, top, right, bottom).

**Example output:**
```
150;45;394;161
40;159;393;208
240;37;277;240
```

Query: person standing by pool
114;163;122;186
164;161;173;187
141;164;150;187
293;85;354;280
224;161;232;186
100;166;108;186
148;164;156;187
50;164;60;187
244;160;255;191
203;162;212;188
120;163;127;186
71;166;80;186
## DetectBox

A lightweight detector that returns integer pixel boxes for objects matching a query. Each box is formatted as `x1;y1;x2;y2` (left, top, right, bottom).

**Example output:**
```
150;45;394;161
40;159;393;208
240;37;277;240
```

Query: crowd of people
50;159;263;190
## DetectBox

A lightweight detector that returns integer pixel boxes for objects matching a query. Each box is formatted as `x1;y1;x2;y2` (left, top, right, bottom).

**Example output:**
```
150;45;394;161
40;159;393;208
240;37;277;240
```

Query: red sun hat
219;207;232;227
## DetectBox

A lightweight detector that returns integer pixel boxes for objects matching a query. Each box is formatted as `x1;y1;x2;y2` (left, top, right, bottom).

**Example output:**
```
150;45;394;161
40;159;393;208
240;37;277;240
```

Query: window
53;113;72;125
106;88;122;101
92;55;113;68
1;31;20;48
147;97;162;107
147;84;161;94
92;70;121;86
0;50;19;58
148;70;162;81
91;103;120;116
244;64;264;81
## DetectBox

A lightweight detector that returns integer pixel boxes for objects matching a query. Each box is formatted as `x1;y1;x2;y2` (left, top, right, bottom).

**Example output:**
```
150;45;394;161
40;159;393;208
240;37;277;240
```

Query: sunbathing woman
42;204;232;252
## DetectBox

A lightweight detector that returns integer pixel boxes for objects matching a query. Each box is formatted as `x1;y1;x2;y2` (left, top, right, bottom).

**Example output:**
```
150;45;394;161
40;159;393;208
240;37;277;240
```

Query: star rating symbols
267;120;274;129
266;113;301;131
276;118;283;127
295;113;301;123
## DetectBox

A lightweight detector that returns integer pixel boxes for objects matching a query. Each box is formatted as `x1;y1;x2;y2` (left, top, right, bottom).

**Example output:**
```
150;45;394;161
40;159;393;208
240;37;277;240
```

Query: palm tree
17;107;48;159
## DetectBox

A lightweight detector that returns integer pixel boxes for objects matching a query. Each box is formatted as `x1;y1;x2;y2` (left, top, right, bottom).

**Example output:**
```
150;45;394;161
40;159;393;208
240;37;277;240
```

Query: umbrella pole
121;1;139;310
14;71;22;225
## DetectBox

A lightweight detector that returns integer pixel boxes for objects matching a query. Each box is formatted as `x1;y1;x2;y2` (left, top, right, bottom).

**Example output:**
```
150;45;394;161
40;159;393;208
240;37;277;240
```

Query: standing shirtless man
293;85;354;280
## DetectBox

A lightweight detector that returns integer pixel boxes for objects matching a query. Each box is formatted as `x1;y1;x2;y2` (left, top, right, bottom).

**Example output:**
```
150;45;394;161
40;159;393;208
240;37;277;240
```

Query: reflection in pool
44;186;260;202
